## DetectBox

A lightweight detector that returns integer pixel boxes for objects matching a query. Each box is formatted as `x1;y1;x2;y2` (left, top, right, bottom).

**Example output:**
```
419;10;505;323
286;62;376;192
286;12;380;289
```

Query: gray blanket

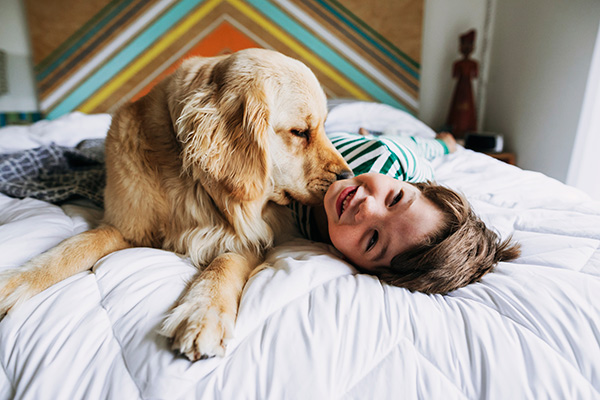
0;139;106;206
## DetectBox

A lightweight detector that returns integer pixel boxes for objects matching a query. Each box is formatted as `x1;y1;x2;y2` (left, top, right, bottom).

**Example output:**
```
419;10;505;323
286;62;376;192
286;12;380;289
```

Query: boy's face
323;173;443;270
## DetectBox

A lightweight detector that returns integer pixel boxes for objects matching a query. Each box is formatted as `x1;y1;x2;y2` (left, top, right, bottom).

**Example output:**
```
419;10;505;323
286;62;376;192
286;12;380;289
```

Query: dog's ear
176;85;270;203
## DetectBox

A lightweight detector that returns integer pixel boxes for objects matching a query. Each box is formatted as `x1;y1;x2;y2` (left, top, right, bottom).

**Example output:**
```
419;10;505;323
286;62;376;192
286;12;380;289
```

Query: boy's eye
367;230;378;252
389;190;403;207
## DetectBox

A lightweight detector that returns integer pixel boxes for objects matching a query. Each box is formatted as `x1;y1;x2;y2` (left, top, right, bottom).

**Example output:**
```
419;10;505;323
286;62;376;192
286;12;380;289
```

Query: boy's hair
368;181;520;294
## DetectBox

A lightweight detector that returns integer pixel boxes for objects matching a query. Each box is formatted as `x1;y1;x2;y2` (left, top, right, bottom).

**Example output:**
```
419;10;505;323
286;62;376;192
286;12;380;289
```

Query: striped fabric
291;132;448;240
0;113;44;127
329;132;446;182
24;0;423;119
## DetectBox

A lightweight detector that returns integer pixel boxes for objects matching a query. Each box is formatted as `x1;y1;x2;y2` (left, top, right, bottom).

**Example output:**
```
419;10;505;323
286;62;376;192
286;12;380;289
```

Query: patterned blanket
0;139;105;206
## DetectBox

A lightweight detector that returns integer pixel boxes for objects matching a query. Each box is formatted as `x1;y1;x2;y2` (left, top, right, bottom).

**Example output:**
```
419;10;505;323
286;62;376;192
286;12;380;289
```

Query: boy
291;130;520;294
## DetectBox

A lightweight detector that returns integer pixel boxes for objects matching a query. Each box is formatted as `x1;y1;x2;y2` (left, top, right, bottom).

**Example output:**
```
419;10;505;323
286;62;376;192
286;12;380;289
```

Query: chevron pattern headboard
25;0;423;119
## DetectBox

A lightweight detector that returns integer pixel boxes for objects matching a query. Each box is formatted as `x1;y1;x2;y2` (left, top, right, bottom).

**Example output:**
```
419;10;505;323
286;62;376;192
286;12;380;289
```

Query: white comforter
1;111;599;399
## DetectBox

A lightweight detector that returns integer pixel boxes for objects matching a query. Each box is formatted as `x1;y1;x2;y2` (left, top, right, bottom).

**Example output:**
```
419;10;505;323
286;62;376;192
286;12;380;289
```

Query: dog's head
172;49;351;206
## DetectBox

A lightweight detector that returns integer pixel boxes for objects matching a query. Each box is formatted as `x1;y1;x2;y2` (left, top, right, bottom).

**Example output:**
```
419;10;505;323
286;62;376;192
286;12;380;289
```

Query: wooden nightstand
485;152;516;165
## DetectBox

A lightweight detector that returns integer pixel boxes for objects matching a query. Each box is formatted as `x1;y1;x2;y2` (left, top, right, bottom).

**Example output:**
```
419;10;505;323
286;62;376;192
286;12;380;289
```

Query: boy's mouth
336;186;358;218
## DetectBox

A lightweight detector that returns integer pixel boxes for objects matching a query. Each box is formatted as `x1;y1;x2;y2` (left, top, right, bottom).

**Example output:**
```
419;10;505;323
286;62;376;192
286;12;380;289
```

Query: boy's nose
356;196;378;221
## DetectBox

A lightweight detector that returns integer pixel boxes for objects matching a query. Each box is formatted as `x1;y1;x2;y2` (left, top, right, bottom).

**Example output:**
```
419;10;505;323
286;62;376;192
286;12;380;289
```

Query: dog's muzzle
336;170;354;181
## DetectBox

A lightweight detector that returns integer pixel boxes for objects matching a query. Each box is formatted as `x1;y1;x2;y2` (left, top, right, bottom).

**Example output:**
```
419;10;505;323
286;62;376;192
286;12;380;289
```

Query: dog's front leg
160;252;259;360
0;225;130;318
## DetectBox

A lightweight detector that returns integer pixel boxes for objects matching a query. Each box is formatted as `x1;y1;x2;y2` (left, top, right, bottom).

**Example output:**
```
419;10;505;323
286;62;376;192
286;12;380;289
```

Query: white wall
566;24;600;200
420;0;492;132
484;0;600;182
0;0;38;112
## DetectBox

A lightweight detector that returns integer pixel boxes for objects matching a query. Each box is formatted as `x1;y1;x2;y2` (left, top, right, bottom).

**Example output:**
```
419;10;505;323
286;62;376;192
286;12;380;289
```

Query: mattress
0;107;599;399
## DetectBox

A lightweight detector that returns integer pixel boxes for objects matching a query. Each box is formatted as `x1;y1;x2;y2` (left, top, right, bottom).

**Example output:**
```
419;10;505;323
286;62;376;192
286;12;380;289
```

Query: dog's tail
0;224;130;317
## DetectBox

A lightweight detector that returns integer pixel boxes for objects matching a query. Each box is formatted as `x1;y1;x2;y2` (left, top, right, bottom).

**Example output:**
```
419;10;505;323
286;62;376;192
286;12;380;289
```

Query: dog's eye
291;129;310;140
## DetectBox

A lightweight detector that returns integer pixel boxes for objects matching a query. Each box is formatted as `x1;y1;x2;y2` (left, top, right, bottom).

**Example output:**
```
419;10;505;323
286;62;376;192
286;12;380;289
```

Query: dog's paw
160;286;236;361
0;268;35;319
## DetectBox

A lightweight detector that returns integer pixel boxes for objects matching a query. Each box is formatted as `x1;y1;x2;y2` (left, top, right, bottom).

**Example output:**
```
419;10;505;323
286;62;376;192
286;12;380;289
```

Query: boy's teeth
341;189;355;214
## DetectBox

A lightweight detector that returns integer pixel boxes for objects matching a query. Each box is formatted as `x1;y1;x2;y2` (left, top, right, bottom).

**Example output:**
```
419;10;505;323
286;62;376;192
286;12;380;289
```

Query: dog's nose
336;170;354;181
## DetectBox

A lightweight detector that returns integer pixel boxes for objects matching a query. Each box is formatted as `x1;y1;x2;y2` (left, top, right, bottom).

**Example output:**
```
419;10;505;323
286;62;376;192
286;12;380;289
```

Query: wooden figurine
446;29;478;138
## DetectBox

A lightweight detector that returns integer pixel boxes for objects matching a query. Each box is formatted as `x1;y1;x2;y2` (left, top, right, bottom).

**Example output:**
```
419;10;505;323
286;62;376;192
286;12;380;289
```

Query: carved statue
447;29;478;138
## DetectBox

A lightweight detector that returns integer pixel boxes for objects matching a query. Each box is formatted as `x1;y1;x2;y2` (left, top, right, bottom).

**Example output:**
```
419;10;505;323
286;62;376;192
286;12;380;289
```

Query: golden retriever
0;48;351;360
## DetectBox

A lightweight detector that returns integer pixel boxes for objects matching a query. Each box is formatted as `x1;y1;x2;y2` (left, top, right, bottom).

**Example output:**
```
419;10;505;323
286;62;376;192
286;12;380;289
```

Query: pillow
0;112;111;153
325;101;436;139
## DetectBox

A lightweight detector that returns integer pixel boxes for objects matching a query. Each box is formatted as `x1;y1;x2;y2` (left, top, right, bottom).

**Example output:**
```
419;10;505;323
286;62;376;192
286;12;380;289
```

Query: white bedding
1;109;599;399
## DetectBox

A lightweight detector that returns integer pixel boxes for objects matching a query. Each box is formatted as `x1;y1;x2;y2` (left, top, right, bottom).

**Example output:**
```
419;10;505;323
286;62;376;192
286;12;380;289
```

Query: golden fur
0;49;351;360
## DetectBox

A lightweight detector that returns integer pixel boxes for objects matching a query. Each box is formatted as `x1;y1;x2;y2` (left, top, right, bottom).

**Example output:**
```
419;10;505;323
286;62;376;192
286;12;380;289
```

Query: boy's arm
359;128;456;161
435;132;457;153
402;134;456;161
328;130;451;183
373;135;435;183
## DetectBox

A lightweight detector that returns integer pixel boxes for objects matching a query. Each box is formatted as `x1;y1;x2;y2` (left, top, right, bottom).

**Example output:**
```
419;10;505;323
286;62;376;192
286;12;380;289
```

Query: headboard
25;0;423;119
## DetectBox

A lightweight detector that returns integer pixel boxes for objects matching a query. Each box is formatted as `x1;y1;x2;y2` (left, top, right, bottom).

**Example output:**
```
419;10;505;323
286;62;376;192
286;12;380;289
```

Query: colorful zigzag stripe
26;0;422;119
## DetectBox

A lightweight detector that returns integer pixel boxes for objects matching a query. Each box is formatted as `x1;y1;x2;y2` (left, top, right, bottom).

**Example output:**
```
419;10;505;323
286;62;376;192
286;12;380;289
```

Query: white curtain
567;22;600;201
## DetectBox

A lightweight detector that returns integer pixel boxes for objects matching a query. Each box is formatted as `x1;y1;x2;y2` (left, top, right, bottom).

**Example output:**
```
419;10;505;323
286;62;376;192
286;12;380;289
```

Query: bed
1;102;599;399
